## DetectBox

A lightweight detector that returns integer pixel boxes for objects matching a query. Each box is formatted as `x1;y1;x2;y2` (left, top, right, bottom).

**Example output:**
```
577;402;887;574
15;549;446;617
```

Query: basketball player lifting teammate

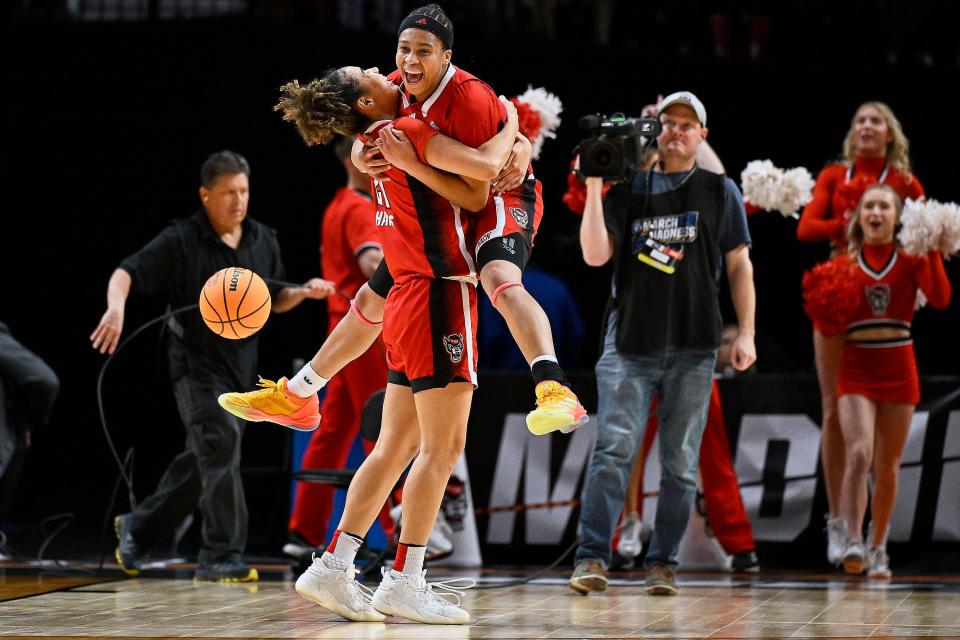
219;4;587;436
224;51;524;621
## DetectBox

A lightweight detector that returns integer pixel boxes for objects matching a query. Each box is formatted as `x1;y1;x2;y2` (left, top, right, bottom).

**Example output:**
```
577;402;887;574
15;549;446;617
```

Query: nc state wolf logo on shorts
866;283;891;316
509;206;529;227
442;333;465;363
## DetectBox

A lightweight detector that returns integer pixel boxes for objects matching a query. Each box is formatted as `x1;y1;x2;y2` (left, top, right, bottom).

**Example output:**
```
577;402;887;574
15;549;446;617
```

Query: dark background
3;0;959;560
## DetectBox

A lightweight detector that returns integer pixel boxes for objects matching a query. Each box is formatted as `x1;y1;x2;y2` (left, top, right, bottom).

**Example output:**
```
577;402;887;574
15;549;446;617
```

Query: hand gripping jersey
358;117;477;285
836;243;951;404
390;65;544;258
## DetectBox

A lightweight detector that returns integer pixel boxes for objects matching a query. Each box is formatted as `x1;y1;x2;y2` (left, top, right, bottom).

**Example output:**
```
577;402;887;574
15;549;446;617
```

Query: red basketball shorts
473;176;543;260
383;277;478;392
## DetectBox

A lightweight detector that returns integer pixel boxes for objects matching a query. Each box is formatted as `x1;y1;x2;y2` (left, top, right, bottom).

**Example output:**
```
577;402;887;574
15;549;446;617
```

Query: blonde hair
846;183;903;253
841;101;912;174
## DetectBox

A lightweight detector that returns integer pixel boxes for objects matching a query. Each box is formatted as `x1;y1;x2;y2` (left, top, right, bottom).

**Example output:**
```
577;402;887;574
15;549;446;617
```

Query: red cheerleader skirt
837;342;919;405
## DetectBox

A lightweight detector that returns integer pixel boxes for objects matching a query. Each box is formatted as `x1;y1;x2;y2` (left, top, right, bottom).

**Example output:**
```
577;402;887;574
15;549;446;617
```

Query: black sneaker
113;514;142;576
609;551;636;572
282;532;320;561
195;556;259;583
731;550;760;573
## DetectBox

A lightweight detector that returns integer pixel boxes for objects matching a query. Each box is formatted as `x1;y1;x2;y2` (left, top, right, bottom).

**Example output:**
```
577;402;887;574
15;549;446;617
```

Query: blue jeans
576;311;716;569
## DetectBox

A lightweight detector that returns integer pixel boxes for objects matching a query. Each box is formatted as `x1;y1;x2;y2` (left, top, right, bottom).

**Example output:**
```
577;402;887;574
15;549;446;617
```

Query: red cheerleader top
797;156;924;249
843;243;950;338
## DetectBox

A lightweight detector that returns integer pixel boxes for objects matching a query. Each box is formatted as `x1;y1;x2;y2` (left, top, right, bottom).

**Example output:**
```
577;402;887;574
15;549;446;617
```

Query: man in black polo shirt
571;92;757;596
90;150;333;582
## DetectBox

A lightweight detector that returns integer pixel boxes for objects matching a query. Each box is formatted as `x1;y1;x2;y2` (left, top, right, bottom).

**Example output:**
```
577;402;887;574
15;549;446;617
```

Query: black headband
397;14;453;50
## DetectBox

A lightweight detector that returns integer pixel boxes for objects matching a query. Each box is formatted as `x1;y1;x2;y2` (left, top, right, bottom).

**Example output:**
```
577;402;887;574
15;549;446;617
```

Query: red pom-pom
562;170;588;215
511;97;543;144
801;256;861;336
561;158;613;216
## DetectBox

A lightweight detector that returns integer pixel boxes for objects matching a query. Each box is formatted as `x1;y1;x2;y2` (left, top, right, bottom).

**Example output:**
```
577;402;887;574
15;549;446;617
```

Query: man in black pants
0;322;59;515
90;150;333;582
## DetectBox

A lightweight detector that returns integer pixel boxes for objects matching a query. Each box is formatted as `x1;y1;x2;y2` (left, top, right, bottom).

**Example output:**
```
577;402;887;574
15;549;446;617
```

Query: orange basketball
199;267;272;339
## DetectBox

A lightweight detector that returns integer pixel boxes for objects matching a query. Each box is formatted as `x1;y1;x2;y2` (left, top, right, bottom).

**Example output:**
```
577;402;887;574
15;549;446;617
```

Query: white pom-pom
516;86;563;160
897;197;960;256
741;159;814;218
777;167;816;217
936;200;960;258
741;159;782;211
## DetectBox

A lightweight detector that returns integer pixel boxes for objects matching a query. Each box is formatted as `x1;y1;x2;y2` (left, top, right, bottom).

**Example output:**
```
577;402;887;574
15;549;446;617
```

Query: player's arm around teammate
220;66;517;427
373;94;520;212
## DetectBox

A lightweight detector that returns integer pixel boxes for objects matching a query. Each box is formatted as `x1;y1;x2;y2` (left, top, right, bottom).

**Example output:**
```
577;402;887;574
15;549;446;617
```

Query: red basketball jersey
320;187;381;326
397;65;504;147
392;65;540;249
359;117;477;284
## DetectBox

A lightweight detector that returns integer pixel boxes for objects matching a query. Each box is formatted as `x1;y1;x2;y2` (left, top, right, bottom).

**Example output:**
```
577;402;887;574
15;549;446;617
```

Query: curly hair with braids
274;69;364;146
842;101;913;175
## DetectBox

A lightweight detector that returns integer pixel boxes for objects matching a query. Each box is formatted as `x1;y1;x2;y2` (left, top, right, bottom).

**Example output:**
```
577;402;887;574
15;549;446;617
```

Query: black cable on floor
472;539;580;590
37;512;75;563
96;304;200;509
97;449;134;574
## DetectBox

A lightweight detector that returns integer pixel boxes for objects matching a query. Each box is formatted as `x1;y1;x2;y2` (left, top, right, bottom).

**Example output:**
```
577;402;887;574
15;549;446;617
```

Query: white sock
530;354;559;368
391;543;426;578
321;530;362;571
287;362;328;398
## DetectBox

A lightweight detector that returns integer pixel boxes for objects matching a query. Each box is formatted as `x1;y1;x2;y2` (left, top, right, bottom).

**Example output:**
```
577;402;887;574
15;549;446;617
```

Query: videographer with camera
569;92;756;597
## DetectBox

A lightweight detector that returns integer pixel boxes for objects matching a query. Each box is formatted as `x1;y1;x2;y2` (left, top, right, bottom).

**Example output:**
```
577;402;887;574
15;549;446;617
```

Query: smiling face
395;27;451;100
343;66;400;122
851;104;892;157
857;186;899;244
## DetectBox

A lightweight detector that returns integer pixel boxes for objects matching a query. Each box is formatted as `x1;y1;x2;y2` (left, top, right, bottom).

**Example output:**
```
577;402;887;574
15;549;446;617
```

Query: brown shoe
569;559;608;595
644;562;678;596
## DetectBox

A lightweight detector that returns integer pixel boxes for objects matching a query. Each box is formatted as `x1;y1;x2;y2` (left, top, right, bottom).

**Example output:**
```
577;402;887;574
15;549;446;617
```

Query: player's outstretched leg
219;284;387;431
481;258;587;435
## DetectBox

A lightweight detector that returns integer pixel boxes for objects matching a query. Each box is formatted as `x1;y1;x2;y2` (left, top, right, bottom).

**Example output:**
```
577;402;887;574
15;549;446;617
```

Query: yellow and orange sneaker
218;377;320;431
526;381;589;436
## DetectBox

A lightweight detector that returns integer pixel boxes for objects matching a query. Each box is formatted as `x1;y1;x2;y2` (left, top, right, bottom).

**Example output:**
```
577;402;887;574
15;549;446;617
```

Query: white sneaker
295;554;385;622
842;541;866;575
825;515;846;565
390;506;454;559
867;545;891;580
617;515;643;558
428;511;455;559
372;568;474;624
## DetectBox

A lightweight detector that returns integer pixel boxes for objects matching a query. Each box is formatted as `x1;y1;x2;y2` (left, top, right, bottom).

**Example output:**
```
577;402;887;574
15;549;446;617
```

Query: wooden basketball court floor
2;566;960;639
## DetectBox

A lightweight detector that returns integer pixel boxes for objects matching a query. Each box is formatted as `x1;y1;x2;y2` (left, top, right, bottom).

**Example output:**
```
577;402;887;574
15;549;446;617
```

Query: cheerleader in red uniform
833;185;950;578
796;102;925;565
